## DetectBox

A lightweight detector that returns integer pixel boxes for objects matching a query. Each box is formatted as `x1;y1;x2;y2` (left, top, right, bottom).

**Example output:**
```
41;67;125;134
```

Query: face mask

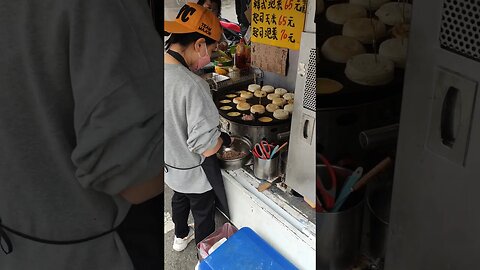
193;43;211;71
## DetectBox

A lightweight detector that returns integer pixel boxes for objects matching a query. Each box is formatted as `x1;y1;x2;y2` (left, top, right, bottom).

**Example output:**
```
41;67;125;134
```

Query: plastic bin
198;227;298;270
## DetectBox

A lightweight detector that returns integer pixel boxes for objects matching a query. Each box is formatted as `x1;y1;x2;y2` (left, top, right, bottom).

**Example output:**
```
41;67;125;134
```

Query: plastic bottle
235;38;249;70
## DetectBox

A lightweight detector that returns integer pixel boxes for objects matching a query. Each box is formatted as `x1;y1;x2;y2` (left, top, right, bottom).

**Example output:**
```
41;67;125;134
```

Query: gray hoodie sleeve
185;80;221;155
68;0;164;195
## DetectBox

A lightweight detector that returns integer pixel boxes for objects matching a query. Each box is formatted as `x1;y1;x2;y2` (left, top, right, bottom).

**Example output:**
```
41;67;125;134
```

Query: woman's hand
219;132;232;147
202;137;224;157
120;174;164;204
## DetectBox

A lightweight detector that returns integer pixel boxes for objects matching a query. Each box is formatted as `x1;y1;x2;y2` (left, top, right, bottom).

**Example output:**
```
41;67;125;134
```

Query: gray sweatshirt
0;0;163;269
164;63;221;194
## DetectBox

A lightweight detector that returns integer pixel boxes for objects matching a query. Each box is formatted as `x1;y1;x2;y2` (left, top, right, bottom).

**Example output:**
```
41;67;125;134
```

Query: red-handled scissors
260;140;271;158
253;140;272;159
317;154;337;211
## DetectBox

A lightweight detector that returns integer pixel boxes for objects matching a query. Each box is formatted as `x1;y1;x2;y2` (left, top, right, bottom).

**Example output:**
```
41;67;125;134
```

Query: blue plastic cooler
198;227;298;270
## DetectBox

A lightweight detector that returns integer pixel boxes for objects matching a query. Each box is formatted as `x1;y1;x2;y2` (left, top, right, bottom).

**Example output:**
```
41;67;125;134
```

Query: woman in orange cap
164;3;231;254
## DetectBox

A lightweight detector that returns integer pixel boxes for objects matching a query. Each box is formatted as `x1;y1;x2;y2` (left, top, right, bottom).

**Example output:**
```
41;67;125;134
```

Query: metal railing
203;67;264;91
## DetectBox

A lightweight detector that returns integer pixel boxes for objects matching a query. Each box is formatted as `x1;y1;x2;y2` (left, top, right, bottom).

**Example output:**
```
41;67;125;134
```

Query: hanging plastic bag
197;223;238;260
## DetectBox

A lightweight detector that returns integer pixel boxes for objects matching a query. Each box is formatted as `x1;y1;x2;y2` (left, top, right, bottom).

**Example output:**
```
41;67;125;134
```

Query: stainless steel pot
217;136;252;170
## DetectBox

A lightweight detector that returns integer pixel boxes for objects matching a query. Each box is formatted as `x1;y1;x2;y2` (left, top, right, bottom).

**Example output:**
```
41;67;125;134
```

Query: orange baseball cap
165;3;223;42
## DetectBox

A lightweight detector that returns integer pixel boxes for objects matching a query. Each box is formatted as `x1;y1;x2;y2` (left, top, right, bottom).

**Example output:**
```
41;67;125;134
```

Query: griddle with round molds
214;88;292;126
317;0;411;109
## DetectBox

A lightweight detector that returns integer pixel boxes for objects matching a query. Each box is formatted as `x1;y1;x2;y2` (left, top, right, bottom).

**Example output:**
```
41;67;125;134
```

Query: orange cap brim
164;21;196;34
165;20;222;41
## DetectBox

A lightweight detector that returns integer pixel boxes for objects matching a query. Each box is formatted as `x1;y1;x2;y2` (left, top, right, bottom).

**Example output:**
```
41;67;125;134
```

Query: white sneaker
173;226;195;252
194;261;200;270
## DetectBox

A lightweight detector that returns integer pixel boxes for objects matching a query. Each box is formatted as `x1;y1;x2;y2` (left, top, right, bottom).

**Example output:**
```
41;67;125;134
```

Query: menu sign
251;42;289;75
251;0;307;50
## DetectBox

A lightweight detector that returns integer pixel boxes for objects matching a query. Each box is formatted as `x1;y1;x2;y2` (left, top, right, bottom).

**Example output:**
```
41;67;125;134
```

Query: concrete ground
164;185;228;270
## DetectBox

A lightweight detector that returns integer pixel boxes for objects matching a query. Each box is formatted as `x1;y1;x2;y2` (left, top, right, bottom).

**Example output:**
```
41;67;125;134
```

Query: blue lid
199;227;298;270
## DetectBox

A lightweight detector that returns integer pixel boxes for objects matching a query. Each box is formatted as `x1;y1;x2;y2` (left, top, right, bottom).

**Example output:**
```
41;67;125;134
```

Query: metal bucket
366;175;393;259
316;165;365;270
253;154;280;180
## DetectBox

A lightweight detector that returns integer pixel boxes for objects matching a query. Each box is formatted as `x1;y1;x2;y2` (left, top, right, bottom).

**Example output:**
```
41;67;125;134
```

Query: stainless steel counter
221;167;316;270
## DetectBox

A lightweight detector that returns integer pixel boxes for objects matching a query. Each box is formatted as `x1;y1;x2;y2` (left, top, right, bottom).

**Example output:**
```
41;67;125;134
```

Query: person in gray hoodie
0;1;164;269
164;3;231;252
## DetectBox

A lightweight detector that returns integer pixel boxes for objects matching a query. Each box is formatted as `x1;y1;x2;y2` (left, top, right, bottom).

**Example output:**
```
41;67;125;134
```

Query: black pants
172;189;216;245
117;194;163;270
